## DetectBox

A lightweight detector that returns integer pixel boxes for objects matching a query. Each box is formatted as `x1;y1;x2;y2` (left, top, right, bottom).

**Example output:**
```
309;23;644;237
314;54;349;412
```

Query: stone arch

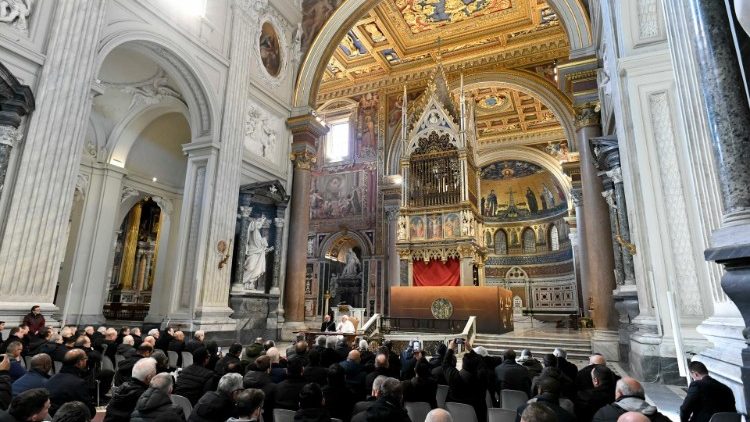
95;34;216;139
318;230;373;260
293;0;592;110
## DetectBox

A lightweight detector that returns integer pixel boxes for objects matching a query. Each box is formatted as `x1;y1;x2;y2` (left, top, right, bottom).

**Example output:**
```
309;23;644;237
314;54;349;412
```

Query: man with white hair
117;335;136;358
592;377;670;422
130;373;185;422
337;315;355;333
142;335;156;347
190;373;244;422
104;357;156;422
185;330;205;353
553;347;578;381
147;328;160;339
425;408;453;422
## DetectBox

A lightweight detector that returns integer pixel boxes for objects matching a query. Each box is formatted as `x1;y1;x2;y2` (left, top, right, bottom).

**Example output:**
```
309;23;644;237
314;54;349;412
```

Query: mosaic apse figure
525;187;539;213
243;216;274;290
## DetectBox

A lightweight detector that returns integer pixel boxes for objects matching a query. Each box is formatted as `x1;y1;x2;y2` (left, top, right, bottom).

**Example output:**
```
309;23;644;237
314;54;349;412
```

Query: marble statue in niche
242;216;274;290
342;248;360;276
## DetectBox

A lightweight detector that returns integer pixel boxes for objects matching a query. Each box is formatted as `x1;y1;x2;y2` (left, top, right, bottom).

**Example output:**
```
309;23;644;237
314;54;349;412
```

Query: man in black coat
0;388;50;422
104;357;156;422
365;353;390;394
320;314;336;332
242;355;276;420
130;373;186;422
495;349;531;397
320;337;339;369
184;331;205;354
45;349;96;417
576;354;607;391
214;343;242;376
575;365;616;422
516;376;575;422
443;342;487;422
302;350;328;386
0;355;11;411
273;357;308;410
173;348;218;405
401;358;437;408
553;348;578;382
592;377;671;422
680;361;736;422
322;364;357;422
115;343;153;386
351;377;410;422
189;373;244;422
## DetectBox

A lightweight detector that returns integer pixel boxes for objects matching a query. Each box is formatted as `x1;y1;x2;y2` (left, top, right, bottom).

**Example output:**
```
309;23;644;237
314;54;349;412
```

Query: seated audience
214;343;243;376
116;335;136;358
130;373;185;422
242;355;276;421
516;376;575;422
174;348;218;405
618;412;651;422
680;361;736;422
104;357;157;422
577;354;607;391
517;349;543;378
576;365;617;422
274;357;307;410
401;358;437;408
0;356;12;411
295;382;331;422
227;388;264;422
189;373;244;422
553;348;578;382
592;377;671;422
358;340;375;371
51;401;91;422
11;354;51;397
443;341;487;422
5;343;25;382
320;337;339;369
26;328;50;356
352;375;387;416
334;338;351;363
322;364;356;422
520;402;557;422
364;354;389;394
185;331;205;354
0;388;50;422
205;341;221;372
131;328;143;348
115;343;153;385
495;348;531;397
45;349;95;417
286;334;306;358
340;350;365;398
241;338;264;370
101;328;118;363
424;408;453;422
151;350;170;374
383;342;401;379
352;377;409;422
266;347;286;384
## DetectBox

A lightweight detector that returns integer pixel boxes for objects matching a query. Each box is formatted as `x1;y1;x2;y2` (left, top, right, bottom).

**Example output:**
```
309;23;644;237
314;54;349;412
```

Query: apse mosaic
480;160;567;220
396;0;513;34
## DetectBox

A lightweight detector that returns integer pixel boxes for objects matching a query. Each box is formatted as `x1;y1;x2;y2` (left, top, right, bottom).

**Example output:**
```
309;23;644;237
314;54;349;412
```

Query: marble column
0;0;106;319
385;206;400;287
576;103;618;335
571;187;590;315
0;62;34;202
272;216;285;295
689;0;750;413
283;114;326;334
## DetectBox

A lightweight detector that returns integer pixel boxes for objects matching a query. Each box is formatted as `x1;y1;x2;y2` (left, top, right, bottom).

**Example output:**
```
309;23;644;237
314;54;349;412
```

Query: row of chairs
272;409;342;422
435;385;528;411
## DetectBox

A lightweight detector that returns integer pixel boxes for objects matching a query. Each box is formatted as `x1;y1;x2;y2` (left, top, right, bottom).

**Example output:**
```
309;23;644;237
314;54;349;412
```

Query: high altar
396;61;484;286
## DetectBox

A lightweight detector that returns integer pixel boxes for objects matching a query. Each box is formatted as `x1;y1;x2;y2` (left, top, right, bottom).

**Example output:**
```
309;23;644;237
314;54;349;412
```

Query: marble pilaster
571;186;590;315
576;103;618;333
385;206;400;287
283;114;326;334
271;216;285;295
0;0;106;318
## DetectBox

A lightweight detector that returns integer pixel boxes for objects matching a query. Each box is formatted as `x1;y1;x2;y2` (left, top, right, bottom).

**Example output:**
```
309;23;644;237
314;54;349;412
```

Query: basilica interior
1;0;750;419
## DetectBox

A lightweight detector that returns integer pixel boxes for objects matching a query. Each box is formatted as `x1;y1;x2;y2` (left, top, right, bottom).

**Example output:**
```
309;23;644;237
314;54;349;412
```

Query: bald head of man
425;408;453;422
617;412;651;422
375;353;388;368
615;377;644;400
590;353;606;365
347;349;361;363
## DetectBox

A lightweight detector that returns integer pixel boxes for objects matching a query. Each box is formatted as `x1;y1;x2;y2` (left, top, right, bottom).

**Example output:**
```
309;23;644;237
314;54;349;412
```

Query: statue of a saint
242;217;274;290
341;249;360;276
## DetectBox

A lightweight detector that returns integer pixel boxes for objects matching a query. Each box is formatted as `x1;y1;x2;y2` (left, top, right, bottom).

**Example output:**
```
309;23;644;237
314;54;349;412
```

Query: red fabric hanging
413;258;460;287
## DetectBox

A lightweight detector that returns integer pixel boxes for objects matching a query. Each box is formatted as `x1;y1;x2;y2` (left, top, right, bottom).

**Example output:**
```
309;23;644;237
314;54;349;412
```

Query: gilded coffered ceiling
316;0;569;146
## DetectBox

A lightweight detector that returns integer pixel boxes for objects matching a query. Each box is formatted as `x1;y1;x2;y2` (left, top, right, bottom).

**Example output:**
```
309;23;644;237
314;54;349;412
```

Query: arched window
522;228;536;254
494;230;507;255
549;225;560;251
485;231;493;247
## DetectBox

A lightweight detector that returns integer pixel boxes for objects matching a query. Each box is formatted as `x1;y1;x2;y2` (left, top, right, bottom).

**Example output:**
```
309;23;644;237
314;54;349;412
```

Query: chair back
167;350;179;368
53;360;62;374
101;355;115;372
114;354;125;367
181;351;193;368
170;394;193;419
501;389;528;411
331;419;343;422
22;356;31;369
488;408;516;422
436;384;449;409
273;408;296;422
405;401;431;422
486;390;494;408
446;401;478;422
709;413;742;422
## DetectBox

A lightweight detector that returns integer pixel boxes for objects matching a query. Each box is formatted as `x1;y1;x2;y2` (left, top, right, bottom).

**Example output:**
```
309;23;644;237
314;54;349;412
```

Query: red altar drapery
413;258;460;287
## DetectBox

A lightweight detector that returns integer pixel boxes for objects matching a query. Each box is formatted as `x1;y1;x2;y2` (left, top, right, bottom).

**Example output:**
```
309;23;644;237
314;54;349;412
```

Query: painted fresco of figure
525;187;538;213
342;248;360;276
543;184;555;208
487;189;498;216
540;193;548;210
243;217;274;290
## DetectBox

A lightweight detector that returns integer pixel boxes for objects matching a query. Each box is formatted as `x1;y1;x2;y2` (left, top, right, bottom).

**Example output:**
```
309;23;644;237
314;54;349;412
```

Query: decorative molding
121;186;140;204
290;150;317;170
120;74;184;110
648;91;703;316
74;173;90;201
607;167;623;184
0;0;31;33
573;101;601;129
152;196;174;215
637;0;659;39
252;3;293;89
0;126;19;147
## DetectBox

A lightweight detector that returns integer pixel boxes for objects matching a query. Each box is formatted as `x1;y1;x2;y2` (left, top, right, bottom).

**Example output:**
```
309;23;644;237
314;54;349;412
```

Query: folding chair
181;351;193;368
500;389;528;411
114;353;125;368
167;350;179;369
446;402;478;422
273;409;295;422
709;413;742;422
405;401;431;422
101;355;115;372
171;394;193;419
436;384;449;409
488;408;517;422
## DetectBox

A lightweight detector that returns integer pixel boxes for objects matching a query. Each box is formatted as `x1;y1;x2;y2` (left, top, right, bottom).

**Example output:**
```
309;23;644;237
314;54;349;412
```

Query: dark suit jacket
494;360;531;397
680;376;736;422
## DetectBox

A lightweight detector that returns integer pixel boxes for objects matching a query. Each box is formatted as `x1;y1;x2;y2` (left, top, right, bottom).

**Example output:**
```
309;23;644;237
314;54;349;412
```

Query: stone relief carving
121;186;140;204
152;196;173;215
0;0;31;33
121;75;183;110
648;91;703;316
74;173;90;201
637;0;659;39
244;101;278;160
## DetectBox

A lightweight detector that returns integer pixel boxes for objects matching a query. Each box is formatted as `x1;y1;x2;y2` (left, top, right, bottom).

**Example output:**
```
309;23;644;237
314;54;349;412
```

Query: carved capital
397;249;412;259
121;186;140;204
274;217;285;227
238;206;253;219
290;150;317;170
385;206;399;221
0;125;20;147
574;101;601;129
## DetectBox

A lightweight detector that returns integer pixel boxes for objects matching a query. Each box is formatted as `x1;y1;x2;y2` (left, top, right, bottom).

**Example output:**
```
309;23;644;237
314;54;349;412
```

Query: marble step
473;334;592;360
